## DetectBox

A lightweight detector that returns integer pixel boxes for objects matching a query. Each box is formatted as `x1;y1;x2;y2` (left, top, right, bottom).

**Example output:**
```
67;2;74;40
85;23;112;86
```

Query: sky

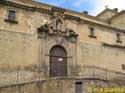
34;0;125;16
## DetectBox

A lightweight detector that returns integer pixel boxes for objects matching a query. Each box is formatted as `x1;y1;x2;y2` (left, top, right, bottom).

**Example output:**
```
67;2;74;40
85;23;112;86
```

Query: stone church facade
0;0;125;93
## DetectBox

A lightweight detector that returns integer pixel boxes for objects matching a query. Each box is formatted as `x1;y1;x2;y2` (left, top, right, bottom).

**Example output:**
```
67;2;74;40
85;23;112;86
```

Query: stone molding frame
37;26;78;77
37;9;79;77
37;18;78;77
38;34;78;76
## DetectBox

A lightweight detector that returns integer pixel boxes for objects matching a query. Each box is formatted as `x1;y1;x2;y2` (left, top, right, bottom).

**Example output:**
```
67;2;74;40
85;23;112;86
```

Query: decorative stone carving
56;19;63;31
38;24;78;39
38;24;49;33
37;7;78;42
66;29;78;38
55;36;65;45
51;7;66;32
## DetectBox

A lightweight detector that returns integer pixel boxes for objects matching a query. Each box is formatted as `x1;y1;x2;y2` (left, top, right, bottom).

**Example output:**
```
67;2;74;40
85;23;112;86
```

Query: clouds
51;0;66;6
35;0;66;6
34;0;125;16
73;0;125;15
72;0;95;14
73;0;87;6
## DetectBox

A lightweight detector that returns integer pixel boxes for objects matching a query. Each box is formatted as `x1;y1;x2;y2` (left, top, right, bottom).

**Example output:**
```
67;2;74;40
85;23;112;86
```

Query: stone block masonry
0;78;125;93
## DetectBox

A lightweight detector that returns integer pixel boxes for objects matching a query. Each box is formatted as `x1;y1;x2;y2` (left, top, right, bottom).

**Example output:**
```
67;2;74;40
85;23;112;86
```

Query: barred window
8;10;16;21
4;10;18;24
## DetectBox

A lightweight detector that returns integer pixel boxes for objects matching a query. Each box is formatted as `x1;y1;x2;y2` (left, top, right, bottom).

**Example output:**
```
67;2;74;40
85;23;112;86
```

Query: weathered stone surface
0;78;124;93
0;0;125;92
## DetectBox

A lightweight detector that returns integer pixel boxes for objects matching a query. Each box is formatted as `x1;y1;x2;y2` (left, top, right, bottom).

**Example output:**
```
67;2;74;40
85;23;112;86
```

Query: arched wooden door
50;45;67;77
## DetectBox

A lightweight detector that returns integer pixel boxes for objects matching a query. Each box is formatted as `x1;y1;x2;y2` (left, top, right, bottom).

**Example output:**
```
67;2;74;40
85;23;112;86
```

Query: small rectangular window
90;27;94;36
75;82;82;93
121;64;125;70
4;10;18;24
88;27;97;38
8;10;16;21
116;33;122;43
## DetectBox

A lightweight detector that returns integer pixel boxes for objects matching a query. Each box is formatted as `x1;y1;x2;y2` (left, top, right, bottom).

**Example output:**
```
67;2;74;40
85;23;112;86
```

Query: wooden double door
50;46;67;77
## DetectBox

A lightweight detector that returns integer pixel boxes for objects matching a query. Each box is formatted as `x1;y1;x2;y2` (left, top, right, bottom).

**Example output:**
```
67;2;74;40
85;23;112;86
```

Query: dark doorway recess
50;45;67;77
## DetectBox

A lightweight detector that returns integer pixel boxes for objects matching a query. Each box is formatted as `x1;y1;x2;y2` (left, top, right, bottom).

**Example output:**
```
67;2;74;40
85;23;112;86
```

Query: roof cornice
65;14;125;33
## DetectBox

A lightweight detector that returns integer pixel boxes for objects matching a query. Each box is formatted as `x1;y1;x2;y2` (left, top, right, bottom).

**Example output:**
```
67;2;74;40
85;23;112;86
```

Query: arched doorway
50;45;67;77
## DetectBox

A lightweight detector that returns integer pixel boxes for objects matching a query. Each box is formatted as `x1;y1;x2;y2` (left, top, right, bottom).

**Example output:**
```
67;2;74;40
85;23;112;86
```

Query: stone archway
50;45;67;77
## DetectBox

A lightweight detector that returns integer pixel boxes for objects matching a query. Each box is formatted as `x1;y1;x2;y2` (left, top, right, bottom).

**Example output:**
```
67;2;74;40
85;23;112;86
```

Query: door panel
50;46;67;77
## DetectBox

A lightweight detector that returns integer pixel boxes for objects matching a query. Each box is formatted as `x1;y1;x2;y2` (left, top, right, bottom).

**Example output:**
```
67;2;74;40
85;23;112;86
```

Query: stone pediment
38;24;78;38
